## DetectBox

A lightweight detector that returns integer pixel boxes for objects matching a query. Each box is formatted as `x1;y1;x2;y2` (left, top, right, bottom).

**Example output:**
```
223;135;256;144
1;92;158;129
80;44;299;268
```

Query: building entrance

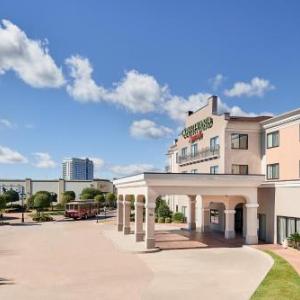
235;204;243;234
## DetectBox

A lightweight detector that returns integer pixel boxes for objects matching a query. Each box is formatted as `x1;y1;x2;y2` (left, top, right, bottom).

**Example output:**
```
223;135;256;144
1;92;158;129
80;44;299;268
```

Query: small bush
55;203;65;210
158;217;165;223
32;213;54;222
173;212;184;223
157;200;172;219
165;217;171;223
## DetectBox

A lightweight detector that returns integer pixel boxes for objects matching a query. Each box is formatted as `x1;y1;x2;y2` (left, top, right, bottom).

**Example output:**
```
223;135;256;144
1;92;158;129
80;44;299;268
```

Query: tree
155;197;163;214
61;191;75;205
80;187;102;200
0;195;6;219
34;192;51;216
3;189;19;206
95;194;106;205
26;195;35;209
106;193;116;208
157;200;172;219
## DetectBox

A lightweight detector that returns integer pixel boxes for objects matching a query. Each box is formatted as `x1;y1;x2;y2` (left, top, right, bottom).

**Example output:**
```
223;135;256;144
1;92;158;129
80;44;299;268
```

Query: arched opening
234;203;244;235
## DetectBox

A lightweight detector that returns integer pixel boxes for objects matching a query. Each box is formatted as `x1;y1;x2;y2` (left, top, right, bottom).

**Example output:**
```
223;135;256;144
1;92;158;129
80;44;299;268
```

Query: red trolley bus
65;200;98;220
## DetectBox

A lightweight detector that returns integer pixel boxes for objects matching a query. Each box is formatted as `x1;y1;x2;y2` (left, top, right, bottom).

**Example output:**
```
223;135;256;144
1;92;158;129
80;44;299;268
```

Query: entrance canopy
113;172;264;200
113;173;265;249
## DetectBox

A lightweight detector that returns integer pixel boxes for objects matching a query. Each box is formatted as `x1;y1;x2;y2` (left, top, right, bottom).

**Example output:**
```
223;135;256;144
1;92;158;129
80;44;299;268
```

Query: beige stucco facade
113;96;300;248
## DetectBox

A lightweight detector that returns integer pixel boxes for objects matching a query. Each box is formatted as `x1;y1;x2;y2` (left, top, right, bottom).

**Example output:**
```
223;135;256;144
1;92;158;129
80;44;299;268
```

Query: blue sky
0;0;300;179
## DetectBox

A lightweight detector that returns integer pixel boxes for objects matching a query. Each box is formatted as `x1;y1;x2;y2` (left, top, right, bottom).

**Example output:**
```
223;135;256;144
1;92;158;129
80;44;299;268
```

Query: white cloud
66;55;167;113
130;119;173;139
0;118;14;128
224;77;275;97
33;152;56;168
0;19;65;88
109;163;159;176
163;93;212;122
210;73;225;90
0;145;28;164
65;56;273;122
90;157;104;170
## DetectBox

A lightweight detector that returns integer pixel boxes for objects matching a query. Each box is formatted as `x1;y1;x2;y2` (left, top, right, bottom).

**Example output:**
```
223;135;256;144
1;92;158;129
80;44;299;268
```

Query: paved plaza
0;217;272;300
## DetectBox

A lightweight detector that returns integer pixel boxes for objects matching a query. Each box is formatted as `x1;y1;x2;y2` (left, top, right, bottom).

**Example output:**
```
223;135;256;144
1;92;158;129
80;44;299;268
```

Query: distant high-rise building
62;158;94;180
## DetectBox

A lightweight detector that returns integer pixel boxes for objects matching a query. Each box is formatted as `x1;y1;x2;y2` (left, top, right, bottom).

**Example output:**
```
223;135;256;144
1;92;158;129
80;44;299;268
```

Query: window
181;206;187;217
232;164;248;175
267;131;279;148
210;209;219;224
210;136;219;151
176;205;178;212
191;169;198;173
231;133;248;149
267;163;279;180
191;143;198;157
277;216;300;244
181;147;187;157
210;165;219;174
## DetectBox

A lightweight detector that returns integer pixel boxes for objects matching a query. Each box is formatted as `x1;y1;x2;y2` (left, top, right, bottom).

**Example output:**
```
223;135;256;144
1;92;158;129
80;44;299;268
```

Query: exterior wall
275;185;300;219
225;121;264;174
258;187;276;243
172;98;227;174
265;122;300;180
31;181;59;195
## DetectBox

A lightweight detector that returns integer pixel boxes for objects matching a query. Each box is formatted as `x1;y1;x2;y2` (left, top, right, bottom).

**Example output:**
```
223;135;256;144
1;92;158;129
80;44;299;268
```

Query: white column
245;203;259;244
123;200;131;235
117;200;123;232
135;202;144;242
187;195;196;230
224;209;236;239
145;201;156;249
201;208;210;232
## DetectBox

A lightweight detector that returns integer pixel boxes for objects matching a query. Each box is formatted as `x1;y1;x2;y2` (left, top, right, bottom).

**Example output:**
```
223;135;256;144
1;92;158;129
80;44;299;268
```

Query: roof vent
188;111;193;116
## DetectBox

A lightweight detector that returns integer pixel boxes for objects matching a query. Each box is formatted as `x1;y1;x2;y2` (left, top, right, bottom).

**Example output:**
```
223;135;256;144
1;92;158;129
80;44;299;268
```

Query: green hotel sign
181;117;213;141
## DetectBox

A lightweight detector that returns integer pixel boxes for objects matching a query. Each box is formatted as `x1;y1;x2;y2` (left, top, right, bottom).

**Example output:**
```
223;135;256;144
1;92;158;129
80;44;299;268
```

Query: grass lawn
251;250;300;300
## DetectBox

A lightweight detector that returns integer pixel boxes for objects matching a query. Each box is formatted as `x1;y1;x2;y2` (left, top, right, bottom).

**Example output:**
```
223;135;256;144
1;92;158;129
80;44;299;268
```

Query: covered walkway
113;172;264;250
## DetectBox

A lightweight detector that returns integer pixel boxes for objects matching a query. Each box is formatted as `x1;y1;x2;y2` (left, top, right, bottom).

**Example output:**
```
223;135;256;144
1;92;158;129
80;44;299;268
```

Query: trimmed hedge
32;213;54;222
173;212;184;223
158;217;165;223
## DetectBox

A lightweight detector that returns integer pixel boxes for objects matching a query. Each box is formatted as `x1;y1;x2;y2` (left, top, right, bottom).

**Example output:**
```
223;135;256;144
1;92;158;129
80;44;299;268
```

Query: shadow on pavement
0;278;15;285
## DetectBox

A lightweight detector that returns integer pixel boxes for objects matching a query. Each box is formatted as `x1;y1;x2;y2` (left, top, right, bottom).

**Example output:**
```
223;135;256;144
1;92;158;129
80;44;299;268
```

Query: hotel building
113;96;300;249
62;158;94;180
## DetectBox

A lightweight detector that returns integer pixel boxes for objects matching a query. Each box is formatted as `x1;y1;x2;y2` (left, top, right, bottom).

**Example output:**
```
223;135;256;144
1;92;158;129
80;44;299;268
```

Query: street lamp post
20;192;25;223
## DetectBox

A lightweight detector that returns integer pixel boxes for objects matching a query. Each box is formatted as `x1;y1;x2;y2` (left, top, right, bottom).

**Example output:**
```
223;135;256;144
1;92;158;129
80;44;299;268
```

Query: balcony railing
177;145;220;165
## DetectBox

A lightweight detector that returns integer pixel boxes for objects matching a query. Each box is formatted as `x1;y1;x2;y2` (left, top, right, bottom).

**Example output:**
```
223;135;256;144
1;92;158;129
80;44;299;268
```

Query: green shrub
32;213;53;222
158;217;165;223
173;212;184;223
165;217;171;223
157;200;172;219
288;232;300;249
